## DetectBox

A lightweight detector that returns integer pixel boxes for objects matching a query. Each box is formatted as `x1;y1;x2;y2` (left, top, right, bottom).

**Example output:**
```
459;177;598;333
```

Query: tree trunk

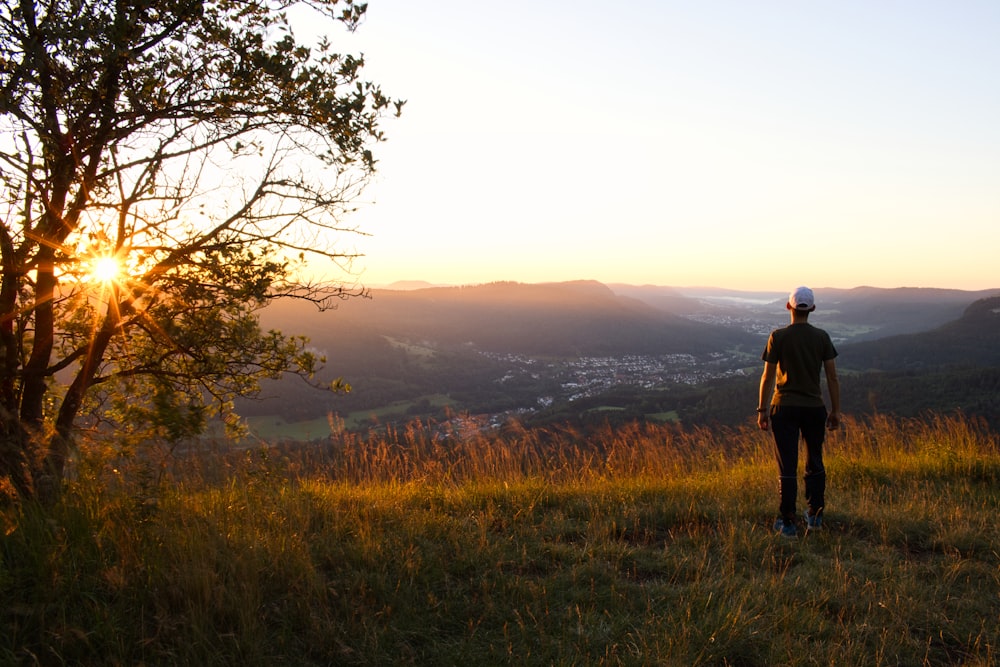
38;296;121;499
0;226;30;498
20;254;56;428
0;417;32;500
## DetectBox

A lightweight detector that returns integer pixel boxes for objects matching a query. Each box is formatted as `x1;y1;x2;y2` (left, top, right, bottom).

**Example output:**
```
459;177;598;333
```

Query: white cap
789;286;815;310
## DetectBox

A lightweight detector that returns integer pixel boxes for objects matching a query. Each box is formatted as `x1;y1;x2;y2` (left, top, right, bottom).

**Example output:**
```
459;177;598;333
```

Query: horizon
364;278;1000;294
294;2;1000;292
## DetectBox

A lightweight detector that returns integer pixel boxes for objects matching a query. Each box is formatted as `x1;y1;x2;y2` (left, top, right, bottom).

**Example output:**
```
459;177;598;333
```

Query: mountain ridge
264;280;758;358
839;295;1000;370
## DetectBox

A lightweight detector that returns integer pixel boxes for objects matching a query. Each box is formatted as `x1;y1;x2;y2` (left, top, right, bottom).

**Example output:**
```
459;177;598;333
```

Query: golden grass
2;413;998;665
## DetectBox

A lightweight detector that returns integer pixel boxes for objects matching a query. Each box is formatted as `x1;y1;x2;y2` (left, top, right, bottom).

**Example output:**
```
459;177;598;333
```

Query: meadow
2;414;998;665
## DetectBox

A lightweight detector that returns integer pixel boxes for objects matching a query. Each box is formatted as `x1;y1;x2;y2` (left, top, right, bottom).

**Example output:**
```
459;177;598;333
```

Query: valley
233;282;1000;440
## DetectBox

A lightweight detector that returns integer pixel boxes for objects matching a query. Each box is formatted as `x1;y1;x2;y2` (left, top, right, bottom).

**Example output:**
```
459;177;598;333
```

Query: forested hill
818;286;1000;341
839;296;1000;371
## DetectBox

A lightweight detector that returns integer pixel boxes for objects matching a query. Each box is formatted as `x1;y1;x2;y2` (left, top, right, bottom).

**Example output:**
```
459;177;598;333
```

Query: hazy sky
326;1;999;291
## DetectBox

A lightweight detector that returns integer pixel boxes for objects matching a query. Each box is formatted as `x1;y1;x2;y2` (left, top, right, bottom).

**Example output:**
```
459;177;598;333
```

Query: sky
320;1;1000;291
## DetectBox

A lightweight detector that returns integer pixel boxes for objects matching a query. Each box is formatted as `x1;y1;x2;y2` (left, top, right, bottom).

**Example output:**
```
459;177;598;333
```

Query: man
758;286;841;538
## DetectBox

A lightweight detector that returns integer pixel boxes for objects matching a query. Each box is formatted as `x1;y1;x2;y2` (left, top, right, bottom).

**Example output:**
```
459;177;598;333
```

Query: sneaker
804;511;822;531
773;518;797;538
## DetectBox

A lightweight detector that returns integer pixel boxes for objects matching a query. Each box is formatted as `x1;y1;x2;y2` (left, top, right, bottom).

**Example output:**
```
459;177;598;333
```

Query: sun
88;255;125;285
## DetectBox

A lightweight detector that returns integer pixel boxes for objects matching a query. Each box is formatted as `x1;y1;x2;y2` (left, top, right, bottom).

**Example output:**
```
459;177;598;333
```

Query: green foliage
2;414;998;665
0;0;400;498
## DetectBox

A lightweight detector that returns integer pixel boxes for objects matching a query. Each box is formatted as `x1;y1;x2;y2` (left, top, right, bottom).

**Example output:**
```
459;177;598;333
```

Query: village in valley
484;349;752;409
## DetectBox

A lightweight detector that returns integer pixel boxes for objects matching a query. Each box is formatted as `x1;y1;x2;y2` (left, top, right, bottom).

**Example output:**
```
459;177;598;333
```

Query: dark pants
770;405;827;520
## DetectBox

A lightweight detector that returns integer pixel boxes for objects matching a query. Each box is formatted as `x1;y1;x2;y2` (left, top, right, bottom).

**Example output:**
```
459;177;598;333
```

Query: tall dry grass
2;413;998;665
155;417;777;488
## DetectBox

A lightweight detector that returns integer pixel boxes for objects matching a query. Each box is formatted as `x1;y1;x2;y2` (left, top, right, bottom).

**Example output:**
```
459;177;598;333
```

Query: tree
0;0;403;500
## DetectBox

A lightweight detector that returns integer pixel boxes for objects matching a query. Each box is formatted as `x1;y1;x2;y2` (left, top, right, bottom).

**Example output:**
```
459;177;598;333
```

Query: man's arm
757;362;777;430
824;358;841;429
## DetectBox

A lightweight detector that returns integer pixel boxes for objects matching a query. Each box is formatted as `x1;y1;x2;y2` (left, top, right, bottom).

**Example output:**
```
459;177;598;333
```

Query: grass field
2;414;998;665
243;394;457;438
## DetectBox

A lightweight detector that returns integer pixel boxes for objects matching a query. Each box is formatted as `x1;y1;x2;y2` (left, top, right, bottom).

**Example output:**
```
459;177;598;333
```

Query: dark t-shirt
761;323;838;407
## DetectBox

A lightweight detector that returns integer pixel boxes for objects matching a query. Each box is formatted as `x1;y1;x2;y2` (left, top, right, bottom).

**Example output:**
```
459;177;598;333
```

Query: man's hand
757;411;769;431
827;411;841;430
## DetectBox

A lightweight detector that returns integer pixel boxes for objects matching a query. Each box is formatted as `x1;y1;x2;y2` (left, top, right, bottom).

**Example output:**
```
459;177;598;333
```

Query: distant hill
380;280;441;291
263;280;757;358
817;287;1000;341
839;296;1000;371
606;284;710;315
612;284;1000;342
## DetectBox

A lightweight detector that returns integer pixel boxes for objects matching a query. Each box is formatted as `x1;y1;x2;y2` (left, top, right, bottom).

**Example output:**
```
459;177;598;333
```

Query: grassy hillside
3;415;999;665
